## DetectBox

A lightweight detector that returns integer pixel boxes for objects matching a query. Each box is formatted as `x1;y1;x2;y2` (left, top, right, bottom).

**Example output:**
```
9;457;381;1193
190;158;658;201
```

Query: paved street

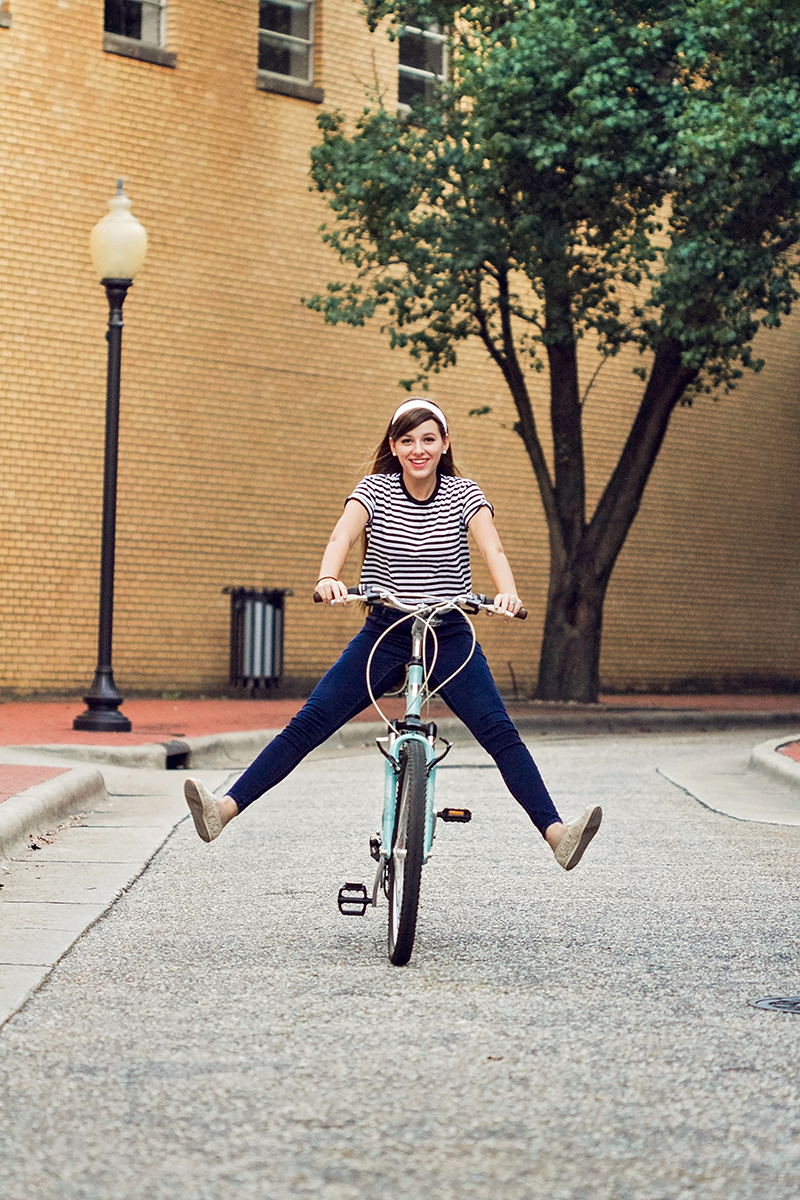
1;729;800;1199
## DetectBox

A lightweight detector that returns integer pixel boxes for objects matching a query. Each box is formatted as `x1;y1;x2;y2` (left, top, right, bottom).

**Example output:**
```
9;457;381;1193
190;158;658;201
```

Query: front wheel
388;739;427;966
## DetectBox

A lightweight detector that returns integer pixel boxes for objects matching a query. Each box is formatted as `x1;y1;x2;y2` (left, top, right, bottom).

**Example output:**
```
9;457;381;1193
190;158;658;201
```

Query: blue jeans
228;608;562;837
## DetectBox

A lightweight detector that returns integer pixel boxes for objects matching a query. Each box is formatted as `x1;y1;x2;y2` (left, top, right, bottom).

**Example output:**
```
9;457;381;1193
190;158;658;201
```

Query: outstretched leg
432;632;601;867
184;620;408;840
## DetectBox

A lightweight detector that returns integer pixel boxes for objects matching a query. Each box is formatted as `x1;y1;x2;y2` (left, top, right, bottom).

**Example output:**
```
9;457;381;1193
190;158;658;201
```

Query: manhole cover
749;996;800;1013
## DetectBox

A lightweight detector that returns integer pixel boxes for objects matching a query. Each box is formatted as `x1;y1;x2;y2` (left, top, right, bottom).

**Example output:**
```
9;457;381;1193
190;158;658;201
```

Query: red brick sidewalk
1;693;799;747
0;765;68;804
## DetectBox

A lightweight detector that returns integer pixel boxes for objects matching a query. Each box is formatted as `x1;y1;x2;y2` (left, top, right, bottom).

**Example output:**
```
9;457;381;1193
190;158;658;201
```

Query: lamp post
73;182;147;732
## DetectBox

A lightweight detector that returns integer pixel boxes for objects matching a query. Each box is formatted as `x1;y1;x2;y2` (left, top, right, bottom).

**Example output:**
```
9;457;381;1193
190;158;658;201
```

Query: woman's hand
493;592;523;619
314;577;349;605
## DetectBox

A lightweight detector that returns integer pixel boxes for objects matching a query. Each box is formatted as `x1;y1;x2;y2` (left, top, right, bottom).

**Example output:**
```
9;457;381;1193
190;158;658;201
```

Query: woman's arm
315;499;369;604
467;506;522;617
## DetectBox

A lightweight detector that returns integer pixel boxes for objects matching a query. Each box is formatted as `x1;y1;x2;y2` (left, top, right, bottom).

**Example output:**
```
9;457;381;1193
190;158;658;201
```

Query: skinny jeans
228;608;562;837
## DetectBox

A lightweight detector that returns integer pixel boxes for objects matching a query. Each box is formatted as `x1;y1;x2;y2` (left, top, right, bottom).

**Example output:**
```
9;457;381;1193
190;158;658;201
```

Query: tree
305;0;800;701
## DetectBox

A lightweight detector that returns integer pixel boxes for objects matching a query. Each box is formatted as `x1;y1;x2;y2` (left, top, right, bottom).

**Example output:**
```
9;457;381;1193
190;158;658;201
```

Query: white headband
391;398;448;433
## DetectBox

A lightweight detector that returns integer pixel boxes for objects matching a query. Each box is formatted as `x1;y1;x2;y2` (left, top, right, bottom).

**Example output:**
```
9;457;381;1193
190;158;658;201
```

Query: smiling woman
182;398;602;875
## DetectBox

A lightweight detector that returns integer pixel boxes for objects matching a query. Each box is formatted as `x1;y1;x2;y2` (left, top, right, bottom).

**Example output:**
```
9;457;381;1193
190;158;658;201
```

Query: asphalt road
1;730;800;1200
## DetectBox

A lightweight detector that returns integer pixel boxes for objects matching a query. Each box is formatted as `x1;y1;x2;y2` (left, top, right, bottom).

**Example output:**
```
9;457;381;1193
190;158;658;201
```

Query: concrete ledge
256;70;324;103
20;743;168;769
103;32;177;68
0;767;108;858
184;730;277;769
333;709;800;743
749;735;800;791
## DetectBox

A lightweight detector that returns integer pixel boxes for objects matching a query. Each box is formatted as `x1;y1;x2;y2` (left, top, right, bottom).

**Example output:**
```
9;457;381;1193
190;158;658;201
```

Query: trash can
226;587;291;691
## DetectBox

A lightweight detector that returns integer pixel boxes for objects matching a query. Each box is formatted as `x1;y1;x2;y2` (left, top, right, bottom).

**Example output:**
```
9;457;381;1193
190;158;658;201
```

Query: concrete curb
9;708;800;770
0;767;108;859
18;743;169;769
181;730;277;769
749;735;800;792
327;709;800;747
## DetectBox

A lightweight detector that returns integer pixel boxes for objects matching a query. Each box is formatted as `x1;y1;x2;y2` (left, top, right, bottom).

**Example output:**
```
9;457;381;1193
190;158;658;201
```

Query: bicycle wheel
388;738;427;966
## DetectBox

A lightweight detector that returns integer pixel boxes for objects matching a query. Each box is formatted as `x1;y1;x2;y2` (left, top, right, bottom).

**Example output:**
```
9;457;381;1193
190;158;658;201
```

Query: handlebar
312;583;527;620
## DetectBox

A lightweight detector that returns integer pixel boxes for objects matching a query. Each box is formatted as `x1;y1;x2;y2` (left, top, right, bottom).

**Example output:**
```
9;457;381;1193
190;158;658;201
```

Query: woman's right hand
314;577;348;605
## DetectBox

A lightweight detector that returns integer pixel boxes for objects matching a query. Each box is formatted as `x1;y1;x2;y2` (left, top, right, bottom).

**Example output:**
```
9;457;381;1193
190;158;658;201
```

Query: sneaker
184;777;224;843
554;805;602;871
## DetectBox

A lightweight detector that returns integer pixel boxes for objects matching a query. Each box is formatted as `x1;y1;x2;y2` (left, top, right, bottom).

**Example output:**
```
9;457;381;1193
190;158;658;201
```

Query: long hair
369;401;459;476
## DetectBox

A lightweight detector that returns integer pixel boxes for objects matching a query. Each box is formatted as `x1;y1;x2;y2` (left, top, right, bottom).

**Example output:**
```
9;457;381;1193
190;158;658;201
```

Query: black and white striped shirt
348;473;493;600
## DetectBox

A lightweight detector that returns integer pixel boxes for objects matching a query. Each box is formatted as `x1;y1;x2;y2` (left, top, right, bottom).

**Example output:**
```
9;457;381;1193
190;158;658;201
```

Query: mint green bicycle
316;584;526;966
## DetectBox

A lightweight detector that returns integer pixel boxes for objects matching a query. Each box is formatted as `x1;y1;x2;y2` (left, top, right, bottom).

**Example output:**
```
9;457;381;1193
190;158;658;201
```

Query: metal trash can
226;587;291;690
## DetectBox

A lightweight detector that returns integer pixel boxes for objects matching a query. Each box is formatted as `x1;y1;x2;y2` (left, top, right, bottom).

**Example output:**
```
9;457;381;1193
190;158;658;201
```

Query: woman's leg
431;632;562;837
227;623;407;812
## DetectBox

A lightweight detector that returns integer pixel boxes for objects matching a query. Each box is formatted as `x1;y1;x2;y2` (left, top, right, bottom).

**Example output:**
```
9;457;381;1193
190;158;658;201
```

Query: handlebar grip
313;585;364;604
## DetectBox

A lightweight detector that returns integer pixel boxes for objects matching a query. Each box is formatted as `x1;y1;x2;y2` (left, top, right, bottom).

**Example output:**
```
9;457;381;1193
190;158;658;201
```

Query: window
103;0;175;66
259;0;314;83
398;24;446;107
104;0;165;45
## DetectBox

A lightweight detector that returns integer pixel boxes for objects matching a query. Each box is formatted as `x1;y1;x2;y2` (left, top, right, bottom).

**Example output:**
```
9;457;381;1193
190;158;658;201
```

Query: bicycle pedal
436;807;472;823
337;882;370;916
369;835;382;862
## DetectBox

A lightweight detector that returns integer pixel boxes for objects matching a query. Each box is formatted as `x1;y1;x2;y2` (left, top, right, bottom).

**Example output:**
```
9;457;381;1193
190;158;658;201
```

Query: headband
391;398;448;434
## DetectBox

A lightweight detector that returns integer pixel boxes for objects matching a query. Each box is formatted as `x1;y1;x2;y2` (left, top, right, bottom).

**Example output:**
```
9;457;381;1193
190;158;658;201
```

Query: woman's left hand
493;592;523;619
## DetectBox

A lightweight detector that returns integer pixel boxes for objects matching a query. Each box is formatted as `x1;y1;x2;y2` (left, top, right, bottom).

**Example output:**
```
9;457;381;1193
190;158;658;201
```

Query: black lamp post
74;182;147;732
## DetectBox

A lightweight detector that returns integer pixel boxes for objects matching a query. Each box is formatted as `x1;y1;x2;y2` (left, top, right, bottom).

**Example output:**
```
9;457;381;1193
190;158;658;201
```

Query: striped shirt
347;473;493;600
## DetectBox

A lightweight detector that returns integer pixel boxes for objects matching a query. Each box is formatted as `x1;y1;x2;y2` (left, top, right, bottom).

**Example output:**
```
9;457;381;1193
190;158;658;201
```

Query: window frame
103;0;176;66
256;0;324;103
104;0;167;47
397;23;447;110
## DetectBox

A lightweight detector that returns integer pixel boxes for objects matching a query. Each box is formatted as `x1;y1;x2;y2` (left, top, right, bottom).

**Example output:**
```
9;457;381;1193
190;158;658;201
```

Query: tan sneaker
554;805;602;871
184;777;224;843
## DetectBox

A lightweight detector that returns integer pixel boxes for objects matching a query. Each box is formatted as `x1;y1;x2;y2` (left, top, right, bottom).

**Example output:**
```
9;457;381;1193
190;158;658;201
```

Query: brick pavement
0;766;68;804
1;692;800;747
778;740;800;762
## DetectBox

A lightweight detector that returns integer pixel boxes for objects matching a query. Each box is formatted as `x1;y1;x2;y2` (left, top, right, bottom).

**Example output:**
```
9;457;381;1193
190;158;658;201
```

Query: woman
184;399;601;870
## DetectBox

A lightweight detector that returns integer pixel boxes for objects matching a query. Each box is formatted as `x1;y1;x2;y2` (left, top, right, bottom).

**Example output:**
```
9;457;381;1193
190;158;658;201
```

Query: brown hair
369;401;459;476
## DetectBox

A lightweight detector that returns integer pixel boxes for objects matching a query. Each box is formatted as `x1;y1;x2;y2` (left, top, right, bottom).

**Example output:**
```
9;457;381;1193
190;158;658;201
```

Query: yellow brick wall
0;0;798;698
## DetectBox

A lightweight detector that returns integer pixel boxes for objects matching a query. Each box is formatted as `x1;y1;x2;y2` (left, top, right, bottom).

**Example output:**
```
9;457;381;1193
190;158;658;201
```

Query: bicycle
313;583;527;966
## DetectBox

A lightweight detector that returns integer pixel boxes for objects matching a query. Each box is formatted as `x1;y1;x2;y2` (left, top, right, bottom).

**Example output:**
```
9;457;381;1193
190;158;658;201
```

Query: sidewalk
3;691;800;747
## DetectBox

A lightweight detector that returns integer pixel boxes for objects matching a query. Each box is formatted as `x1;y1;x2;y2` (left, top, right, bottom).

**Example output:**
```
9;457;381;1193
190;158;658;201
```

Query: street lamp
73;181;148;732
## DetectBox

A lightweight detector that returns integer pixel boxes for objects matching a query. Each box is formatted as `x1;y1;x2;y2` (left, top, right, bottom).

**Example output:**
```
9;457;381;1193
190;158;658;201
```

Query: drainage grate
749;996;800;1013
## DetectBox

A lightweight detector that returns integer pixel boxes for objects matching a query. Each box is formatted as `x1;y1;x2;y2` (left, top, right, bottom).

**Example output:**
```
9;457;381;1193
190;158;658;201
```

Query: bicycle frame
372;611;443;904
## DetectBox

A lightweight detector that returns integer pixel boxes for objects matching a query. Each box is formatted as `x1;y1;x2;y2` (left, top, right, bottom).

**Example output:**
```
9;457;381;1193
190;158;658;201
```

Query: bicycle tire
388;738;427;966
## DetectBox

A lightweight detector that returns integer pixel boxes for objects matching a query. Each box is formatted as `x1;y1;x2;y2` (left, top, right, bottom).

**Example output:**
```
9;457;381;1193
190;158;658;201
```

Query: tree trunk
534;555;608;702
532;337;699;703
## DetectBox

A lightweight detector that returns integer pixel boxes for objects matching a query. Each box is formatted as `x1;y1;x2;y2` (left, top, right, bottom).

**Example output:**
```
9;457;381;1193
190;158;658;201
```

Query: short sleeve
461;480;493;526
347;476;379;521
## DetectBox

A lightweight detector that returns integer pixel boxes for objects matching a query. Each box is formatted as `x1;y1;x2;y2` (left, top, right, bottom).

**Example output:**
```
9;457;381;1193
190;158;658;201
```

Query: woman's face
389;419;450;487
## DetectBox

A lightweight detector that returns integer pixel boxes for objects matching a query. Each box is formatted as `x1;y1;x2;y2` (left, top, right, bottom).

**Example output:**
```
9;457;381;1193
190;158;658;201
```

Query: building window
398;24;446;107
259;0;314;83
104;0;165;46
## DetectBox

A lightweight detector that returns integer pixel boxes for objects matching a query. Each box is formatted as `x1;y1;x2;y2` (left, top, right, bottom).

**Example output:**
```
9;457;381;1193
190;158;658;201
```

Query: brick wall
0;0;798;698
